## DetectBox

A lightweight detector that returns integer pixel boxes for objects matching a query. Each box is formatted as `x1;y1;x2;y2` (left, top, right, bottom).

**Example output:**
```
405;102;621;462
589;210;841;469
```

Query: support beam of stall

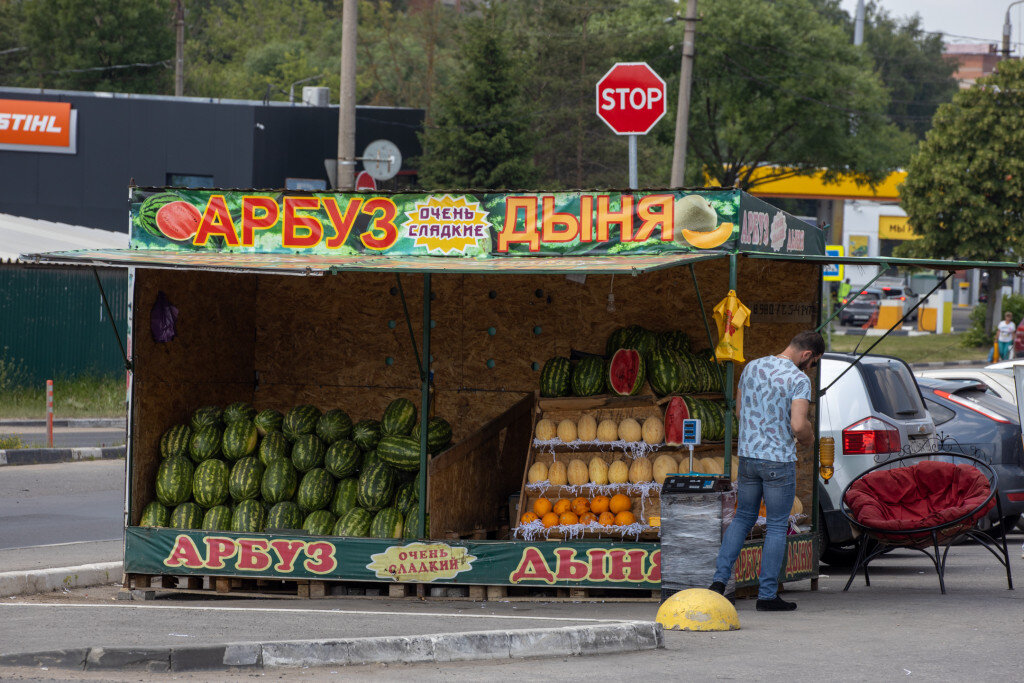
722;254;737;479
417;273;432;538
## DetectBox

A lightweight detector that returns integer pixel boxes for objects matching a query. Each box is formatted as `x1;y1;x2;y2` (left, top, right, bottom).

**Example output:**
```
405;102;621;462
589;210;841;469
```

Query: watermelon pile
664;395;730;443
141;398;452;540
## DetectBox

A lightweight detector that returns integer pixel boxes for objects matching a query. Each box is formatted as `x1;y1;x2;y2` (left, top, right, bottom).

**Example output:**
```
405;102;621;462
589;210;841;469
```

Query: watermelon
362;449;382;470
330;477;359;518
381;398;417;436
229;456;265;501
303;510;336;536
155;455;194;507
159;424;191;459
324;440;361;479
352;419;382;452
370;507;405;539
202;504;233;531
316;409;353;444
136;192;180;237
190;406;223;430
283;404;322;441
677;352;700;393
647;346;683;396
258;431;290;465
403;508;429;539
604;327;629;358
622;325;657;359
156;201;202;241
377;435;422;471
170;502;204;530
231;499;266;533
261;458;299;504
539;356;571;397
222;420;258;461
291;434;326;472
297;468;335;512
608;348;645;396
571;356;606;396
193;459;230;508
139;501;170;527
333;507;372;537
660;330;690;355
254;409;284;436
357;461;397;512
223;402;256;424
410;417;453;454
664;396;689;446
266;501;303;530
188;425;222;463
394;481;418;515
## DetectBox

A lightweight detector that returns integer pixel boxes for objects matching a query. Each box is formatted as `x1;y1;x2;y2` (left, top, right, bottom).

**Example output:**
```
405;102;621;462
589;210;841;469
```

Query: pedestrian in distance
709;330;824;611
996;312;1016;362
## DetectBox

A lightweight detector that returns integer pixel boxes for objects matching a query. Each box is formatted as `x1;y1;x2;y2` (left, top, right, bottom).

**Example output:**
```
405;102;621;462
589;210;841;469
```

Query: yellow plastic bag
713;289;751;363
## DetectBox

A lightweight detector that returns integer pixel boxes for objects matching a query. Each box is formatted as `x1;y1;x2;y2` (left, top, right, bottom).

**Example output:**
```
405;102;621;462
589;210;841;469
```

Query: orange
520;512;539;525
609;494;632;514
552;498;572;515
580;512;598;526
571;497;590;515
598;511;615;526
558;511;579;526
533;498;552;517
591;495;610;514
614;510;636;526
542;512;560;528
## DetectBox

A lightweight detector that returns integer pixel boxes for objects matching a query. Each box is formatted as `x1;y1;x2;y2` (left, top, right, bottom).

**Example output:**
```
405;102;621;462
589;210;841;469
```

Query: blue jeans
713;457;796;600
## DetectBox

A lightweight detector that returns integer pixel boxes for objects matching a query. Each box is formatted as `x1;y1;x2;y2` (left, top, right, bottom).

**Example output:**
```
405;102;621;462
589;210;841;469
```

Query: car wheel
818;506;861;567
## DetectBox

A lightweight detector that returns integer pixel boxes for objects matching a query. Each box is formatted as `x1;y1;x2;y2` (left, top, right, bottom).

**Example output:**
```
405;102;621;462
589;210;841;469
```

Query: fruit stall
26;186;826;598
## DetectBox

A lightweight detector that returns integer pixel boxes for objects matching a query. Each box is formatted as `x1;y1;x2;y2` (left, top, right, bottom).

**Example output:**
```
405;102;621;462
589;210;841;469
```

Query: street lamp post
1003;1;1024;58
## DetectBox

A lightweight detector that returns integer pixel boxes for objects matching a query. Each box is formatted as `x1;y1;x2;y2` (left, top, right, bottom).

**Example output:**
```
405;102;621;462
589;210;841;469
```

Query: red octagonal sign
595;62;667;135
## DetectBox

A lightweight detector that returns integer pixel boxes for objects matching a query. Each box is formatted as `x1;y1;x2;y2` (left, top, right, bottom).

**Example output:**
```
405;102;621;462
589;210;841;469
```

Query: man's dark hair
790;330;825;356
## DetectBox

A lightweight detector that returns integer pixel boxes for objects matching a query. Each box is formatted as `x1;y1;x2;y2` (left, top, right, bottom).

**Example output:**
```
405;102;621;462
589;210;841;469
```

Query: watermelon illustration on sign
156;201;202;241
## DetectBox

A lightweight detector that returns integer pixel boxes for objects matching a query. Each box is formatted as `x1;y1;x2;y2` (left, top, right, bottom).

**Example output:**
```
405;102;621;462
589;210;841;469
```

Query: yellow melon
556;419;578;443
710;456;725;474
608;459;629;484
577;414;597;441
618;418;642;442
535;419;556;441
589;456;609;485
548;461;568;486
628;456;653;483
641;417;664;445
597;419;619;442
701;457;722;474
652;454;678;484
567;459;589;486
791;496;803;516
527;461;548;483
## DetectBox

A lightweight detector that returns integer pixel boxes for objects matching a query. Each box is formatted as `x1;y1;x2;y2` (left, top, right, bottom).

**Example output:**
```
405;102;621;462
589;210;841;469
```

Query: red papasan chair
840;453;1013;594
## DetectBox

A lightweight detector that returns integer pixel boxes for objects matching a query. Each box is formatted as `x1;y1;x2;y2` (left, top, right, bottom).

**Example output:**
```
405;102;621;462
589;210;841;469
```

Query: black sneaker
708;581;726;595
756;596;797;611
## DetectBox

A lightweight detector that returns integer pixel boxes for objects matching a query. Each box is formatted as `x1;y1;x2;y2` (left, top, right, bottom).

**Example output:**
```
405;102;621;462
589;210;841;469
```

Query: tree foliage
900;59;1024;332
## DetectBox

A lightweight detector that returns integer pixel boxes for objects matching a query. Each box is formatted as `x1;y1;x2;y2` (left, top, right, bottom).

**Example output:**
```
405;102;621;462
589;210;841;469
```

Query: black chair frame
839;452;1013;594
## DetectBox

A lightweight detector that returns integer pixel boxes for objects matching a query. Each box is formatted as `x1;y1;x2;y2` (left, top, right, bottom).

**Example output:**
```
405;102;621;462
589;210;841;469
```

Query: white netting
531;438;663;459
512;521;660;542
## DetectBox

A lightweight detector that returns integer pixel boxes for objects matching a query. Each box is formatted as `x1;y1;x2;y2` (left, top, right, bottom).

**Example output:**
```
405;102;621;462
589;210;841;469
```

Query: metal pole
174;0;185;97
669;0;696;187
853;0;865;46
417;274;432;539
823;276;832;350
628;135;638;189
336;0;358;190
46;380;53;448
722;254;737;479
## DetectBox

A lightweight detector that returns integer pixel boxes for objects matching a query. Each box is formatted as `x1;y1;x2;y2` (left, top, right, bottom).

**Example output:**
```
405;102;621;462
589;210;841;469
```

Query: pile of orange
527;494;637;527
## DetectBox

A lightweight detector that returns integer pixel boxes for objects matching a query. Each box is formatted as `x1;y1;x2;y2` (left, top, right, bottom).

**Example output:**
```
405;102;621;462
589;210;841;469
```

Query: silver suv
817;352;937;564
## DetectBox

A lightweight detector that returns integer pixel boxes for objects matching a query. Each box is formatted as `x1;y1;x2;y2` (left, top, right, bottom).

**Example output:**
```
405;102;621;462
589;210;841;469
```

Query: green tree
417;9;537;190
899;59;1024;334
687;0;913;189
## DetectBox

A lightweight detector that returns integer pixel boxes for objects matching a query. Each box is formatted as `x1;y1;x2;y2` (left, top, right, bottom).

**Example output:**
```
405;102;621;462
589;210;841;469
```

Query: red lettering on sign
586;548;608;581
497;197;540;252
193;195;239;247
304;541;337;574
607;549;647;582
646;549;662;583
553;548;590;581
509;546;555;584
240;196;279;246
269;539;306;573
163;535;205;569
540;196;580;243
359;198;399;250
204;536;237;570
236;538;272;572
596;195;634;242
322;197;362;249
282;196;323;248
635;194;674;242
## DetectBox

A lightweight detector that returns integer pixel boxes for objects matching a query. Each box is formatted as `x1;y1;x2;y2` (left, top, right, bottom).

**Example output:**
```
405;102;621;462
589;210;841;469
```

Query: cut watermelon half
156;201;202;241
664;396;689;446
607;348;645;396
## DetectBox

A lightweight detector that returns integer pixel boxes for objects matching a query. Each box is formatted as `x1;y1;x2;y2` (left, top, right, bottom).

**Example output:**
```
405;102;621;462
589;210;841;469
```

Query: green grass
827;332;988;365
0;374;125;419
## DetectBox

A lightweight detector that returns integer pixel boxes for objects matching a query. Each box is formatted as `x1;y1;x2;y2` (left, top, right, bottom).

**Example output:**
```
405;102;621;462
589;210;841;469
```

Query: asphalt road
0;427;125;449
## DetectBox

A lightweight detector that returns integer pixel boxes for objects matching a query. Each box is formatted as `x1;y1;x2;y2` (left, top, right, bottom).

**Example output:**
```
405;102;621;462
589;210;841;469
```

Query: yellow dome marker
656;588;740;632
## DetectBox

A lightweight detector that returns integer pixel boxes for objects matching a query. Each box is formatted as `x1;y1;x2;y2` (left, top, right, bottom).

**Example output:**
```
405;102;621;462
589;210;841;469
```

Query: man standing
709;330;824;611
997;312;1016;362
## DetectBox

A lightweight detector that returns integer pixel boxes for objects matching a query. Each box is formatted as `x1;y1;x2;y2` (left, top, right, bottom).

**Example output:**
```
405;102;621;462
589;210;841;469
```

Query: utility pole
669;0;696;188
174;0;185;97
853;0;865;46
336;0;358;190
1004;2;1024;58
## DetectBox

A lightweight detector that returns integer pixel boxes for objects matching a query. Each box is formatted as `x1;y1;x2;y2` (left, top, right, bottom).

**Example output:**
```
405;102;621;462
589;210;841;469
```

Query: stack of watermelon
140;398;451;540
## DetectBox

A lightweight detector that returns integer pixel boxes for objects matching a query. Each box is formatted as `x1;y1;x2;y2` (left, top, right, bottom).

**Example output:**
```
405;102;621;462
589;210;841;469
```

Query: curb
0;621;663;671
0;419;125;429
0;562;122;598
0;446;125;466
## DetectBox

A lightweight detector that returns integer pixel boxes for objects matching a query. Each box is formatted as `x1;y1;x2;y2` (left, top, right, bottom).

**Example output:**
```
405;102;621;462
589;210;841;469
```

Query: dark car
917;376;1024;531
838;287;882;326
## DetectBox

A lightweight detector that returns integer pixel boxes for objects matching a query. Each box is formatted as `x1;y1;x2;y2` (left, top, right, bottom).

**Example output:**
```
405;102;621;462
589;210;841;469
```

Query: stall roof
23;248;729;276
0;213;127;263
746;252;1023;272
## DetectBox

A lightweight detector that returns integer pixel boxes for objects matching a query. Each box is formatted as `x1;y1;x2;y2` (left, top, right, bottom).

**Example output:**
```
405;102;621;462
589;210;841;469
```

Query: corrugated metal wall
0;266;127;383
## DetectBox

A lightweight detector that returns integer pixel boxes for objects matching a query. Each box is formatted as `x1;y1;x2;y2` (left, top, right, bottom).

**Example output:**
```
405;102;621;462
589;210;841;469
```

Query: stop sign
596;62;667;135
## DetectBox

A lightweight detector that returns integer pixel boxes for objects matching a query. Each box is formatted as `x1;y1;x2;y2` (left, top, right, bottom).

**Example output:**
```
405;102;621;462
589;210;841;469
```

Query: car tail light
842;417;901;455
898;296;906;301
932;389;1012;423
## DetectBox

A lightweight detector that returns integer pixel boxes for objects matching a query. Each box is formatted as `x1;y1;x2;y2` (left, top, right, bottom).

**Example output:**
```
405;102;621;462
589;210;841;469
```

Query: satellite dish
361;139;402;181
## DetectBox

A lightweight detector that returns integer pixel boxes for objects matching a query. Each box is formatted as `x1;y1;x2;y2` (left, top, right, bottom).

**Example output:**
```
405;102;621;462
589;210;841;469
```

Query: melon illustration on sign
156;201;202;241
675;195;733;249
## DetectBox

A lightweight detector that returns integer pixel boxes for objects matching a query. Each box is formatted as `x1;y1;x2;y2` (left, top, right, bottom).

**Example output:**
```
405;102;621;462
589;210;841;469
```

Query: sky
839;0;1024;52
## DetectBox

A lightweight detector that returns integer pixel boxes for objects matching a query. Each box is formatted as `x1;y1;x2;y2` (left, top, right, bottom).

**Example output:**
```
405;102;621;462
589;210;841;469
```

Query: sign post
595;63;666;189
823;245;844;348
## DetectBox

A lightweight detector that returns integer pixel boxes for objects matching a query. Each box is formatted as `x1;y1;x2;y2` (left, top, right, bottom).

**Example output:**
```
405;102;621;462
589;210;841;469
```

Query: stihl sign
595;62;666;135
0;99;77;154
